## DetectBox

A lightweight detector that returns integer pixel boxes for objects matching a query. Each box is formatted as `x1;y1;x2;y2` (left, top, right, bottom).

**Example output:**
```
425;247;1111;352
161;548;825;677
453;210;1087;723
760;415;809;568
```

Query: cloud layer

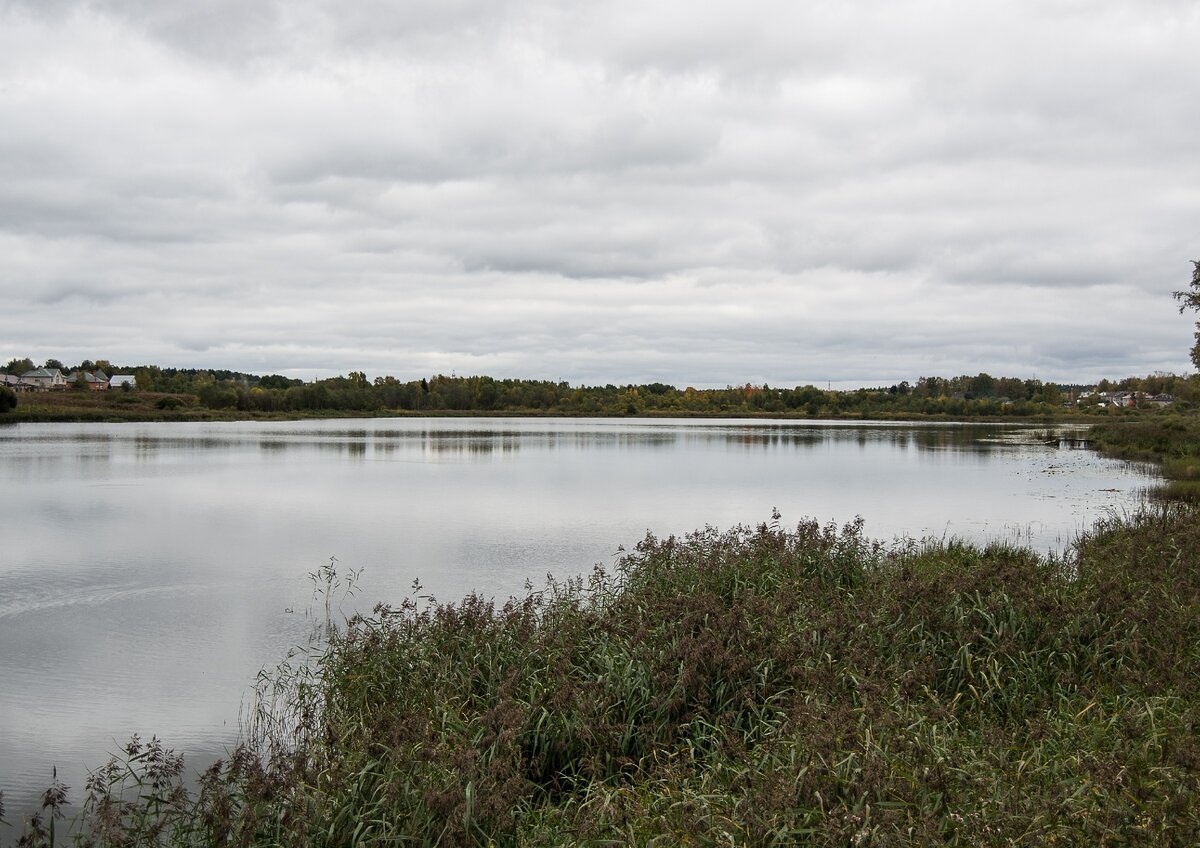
1;0;1197;386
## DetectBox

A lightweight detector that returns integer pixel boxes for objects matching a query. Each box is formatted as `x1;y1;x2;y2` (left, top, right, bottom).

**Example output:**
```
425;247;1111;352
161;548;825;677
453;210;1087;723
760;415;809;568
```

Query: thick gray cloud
0;0;1196;386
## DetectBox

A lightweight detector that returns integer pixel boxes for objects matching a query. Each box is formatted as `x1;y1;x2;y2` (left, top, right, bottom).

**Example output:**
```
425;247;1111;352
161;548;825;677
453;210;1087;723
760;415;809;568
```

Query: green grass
1089;415;1200;502
9;503;1199;847
1089;416;1200;472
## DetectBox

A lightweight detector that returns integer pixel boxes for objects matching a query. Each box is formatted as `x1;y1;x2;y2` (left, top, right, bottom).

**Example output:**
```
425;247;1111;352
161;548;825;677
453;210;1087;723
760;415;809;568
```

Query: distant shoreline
2;406;1085;425
0;388;1114;425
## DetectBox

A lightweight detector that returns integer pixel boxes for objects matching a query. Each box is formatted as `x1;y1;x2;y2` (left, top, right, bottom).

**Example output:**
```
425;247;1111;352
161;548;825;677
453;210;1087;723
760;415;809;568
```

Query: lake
0;417;1158;823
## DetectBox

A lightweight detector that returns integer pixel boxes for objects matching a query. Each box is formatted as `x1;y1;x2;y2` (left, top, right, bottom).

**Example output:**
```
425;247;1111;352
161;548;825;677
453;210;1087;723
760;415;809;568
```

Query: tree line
5;356;1196;417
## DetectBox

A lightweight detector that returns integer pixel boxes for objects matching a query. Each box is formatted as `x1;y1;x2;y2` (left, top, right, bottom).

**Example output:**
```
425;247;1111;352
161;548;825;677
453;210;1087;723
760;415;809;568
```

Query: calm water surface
0;417;1157;820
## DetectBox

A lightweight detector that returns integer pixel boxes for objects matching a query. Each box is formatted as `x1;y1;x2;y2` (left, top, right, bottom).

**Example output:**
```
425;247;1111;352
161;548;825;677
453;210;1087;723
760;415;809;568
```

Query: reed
1089;416;1200;468
8;505;1200;846
1090;416;1200;503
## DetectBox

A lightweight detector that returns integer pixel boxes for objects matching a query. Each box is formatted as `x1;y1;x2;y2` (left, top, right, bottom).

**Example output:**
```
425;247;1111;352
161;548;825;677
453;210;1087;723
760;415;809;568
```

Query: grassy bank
0;391;354;423
0;390;219;422
9;504;1199;846
1089;415;1200;500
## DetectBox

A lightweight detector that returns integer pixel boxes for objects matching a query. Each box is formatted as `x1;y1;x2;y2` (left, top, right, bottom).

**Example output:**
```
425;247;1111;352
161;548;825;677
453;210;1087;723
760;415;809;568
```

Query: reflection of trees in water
674;425;988;452
568;432;679;450
704;424;1018;454
250;430;527;458
908;426;1017;454
66;422;1028;462
707;430;823;449
422;433;523;456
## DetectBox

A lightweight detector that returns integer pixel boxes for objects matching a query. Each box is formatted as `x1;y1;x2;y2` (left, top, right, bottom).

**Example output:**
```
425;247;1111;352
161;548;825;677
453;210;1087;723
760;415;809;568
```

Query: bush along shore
6;499;1199;846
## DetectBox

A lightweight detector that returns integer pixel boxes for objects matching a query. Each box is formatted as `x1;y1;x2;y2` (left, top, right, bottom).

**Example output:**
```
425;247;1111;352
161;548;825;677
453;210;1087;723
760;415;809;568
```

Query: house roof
21;368;63;379
67;370;109;383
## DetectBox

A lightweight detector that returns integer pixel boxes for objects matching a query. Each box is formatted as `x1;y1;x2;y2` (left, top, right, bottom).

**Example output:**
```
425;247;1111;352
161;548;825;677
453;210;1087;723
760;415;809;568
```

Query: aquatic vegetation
1089;416;1200;469
8;505;1200;846
1090;415;1200;502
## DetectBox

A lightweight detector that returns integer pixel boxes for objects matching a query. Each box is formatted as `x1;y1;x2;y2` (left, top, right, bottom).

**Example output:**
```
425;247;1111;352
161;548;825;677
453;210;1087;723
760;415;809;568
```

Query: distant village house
13;367;68;391
1077;390;1173;408
6;368;124;392
4;367;140;392
66;369;110;391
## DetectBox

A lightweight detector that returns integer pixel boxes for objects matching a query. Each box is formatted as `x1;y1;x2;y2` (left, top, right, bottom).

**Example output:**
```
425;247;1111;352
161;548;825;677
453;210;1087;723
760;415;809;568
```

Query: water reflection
93;421;1055;458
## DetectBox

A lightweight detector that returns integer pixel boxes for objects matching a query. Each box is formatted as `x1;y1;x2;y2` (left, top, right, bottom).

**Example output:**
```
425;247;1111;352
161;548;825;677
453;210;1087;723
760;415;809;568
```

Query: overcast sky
1;0;1197;387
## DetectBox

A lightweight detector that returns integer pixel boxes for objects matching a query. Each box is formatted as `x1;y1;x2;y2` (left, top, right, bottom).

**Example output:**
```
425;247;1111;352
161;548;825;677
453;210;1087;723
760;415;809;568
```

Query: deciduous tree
1174;259;1200;370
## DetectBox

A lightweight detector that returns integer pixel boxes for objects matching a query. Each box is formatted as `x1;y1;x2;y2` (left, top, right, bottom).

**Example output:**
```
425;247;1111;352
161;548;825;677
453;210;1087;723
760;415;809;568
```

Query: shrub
0;386;16;412
197;383;238;410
